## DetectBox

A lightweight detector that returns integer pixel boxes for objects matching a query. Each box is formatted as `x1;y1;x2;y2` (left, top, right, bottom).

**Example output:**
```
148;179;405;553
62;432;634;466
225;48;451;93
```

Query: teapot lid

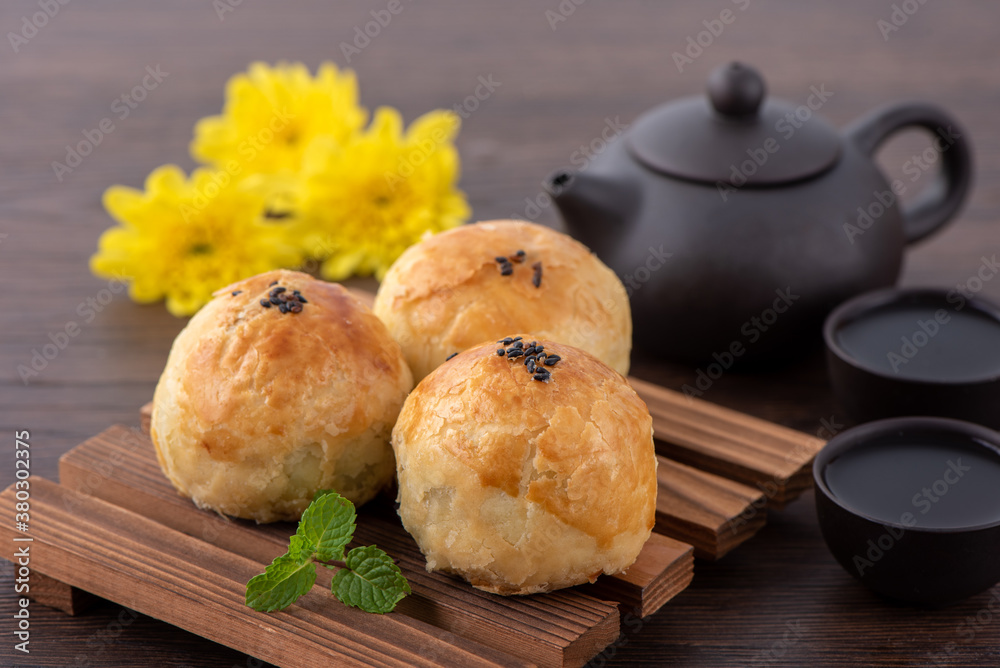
627;62;841;187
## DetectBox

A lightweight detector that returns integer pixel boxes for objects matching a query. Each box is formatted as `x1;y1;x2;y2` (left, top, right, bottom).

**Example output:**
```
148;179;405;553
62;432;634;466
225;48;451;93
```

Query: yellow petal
102;186;146;227
190;115;230;163
145;165;187;196
407;110;460;144
368;107;404;141
165;292;203;317
95;226;135;252
321;250;366;281
128;277;164;304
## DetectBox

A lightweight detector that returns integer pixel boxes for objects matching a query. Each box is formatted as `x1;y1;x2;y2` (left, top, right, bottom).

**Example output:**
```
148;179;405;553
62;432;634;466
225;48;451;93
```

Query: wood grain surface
56;424;642;668
134;408;693;617
3;0;1000;666
0;479;529;668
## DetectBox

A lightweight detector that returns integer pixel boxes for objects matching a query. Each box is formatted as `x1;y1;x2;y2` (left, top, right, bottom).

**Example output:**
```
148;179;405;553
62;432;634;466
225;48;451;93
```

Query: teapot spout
544;169;639;245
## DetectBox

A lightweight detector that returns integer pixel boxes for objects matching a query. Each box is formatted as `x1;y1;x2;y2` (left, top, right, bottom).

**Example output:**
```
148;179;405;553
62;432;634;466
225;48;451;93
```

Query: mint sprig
244;490;410;615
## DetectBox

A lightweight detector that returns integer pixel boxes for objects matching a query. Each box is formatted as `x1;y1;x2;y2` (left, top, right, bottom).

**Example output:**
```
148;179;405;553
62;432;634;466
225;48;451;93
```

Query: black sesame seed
260;299;271;308
496;348;506;356
511;341;524;349
499;337;513;345
269;280;278;286
535;345;544;352
445;352;458;361
544;354;560;366
278;303;289;314
288;303;303;313
532;261;542;288
500;266;513;276
231;290;242;296
292;290;301;295
512;250;526;263
512;336;523;342
495;256;508;263
526;359;536;373
270;296;282;305
507;349;524;360
270;286;286;295
533;372;549;382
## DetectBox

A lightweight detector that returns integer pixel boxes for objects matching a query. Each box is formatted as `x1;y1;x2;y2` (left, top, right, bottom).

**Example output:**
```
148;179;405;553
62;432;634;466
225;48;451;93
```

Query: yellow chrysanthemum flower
92;62;470;316
91;165;300;316
300;107;470;280
190;61;367;175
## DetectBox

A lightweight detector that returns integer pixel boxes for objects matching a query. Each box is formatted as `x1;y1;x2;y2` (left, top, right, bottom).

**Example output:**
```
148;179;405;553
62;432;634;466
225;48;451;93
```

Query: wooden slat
139;404;693;614
28;572;97;616
0;479;527;668
581;533;693;618
60;426;625;668
628;377;826;508
655;457;766;559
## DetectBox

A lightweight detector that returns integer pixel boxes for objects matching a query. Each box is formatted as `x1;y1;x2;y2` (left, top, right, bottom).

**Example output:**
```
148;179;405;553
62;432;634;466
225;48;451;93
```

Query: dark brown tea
835;303;1000;382
823;431;1000;530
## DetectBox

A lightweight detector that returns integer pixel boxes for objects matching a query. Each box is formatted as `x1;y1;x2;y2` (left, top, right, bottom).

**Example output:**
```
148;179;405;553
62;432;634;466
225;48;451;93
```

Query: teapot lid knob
707;62;765;118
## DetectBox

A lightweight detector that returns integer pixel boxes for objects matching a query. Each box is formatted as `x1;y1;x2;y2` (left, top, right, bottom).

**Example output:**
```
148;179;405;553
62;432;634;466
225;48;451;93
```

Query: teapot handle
845;103;973;244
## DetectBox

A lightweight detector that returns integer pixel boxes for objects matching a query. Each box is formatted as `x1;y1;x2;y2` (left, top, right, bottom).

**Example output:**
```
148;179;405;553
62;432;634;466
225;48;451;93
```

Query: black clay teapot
546;62;972;364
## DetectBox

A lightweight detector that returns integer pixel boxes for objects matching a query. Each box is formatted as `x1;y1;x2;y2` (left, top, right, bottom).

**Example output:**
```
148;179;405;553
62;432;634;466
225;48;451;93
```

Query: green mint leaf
246;553;317;612
295;490;356;562
313;488;336;501
286;533;313;562
331;545;411;614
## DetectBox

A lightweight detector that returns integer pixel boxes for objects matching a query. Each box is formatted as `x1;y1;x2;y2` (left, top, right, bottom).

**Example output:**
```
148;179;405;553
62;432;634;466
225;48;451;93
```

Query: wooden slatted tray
4;373;824;667
629;377;825;509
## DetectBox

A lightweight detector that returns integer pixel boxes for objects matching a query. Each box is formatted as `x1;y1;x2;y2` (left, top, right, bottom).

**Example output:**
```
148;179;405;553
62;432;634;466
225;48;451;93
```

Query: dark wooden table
3;0;999;665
